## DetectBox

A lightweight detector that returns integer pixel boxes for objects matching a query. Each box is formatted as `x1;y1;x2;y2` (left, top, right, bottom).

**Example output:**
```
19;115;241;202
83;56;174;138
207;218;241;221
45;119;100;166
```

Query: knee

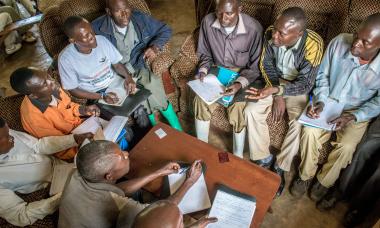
301;126;322;141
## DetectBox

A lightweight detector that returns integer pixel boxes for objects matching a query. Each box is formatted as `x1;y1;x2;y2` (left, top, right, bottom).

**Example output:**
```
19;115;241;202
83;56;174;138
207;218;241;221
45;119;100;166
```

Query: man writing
0;117;91;226
244;7;323;195
59;140;205;228
290;13;380;202
92;0;182;131
10;67;97;161
194;0;262;156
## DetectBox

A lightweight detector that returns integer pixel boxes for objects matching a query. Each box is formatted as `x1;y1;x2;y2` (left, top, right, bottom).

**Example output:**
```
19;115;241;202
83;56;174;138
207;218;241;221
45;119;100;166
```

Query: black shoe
133;105;150;128
316;188;341;211
310;181;329;202
252;154;273;169
290;177;311;198
272;165;285;196
343;209;365;227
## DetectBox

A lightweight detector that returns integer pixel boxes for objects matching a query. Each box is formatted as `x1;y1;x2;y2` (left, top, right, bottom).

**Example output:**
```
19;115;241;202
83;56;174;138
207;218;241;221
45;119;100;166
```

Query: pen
179;167;190;174
309;94;314;111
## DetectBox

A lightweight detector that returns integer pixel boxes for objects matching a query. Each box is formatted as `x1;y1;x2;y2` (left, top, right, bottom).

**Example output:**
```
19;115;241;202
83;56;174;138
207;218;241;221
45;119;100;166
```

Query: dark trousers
339;116;380;197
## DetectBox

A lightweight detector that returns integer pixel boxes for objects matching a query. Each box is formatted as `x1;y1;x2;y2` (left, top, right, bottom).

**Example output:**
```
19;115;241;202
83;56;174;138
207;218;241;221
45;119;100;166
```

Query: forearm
117;172;161;196
167;180;193;205
69;88;101;100
112;63;132;79
34;134;77;155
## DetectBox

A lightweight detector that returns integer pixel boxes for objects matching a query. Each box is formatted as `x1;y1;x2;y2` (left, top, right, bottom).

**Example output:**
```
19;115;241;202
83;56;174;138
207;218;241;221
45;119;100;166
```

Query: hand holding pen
306;95;324;119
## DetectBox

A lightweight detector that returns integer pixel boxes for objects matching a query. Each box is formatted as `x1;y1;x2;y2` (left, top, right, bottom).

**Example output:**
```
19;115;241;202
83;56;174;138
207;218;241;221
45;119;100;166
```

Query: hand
245;86;279;100
103;92;119;104
272;96;286;122
189;216;218;228
195;72;206;82
306;102;324;119
221;82;242;96
157;162;181;176
124;77;136;95
143;46;159;61
186;160;202;185
80;104;100;116
329;113;356;130
73;132;94;145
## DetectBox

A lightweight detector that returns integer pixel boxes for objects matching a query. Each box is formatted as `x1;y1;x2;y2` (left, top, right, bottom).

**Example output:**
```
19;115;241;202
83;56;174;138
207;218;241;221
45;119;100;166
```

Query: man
317;116;380;226
244;7;323;195
91;0;182;131
132;200;217;228
10;67;99;161
0;117;92;226
194;0;262;156
289;13;380;202
58;140;203;228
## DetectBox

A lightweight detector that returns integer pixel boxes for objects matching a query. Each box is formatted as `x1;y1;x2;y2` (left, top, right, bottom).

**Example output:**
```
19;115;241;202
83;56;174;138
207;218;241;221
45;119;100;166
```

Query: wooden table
128;123;280;228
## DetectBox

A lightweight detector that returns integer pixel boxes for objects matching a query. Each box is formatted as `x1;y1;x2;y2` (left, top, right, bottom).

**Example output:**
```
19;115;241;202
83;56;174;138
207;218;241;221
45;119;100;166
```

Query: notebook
207;185;256;228
298;98;345;131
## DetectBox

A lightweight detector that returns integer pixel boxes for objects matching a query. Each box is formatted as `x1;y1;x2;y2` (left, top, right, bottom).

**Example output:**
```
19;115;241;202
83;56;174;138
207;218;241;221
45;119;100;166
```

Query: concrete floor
0;0;375;227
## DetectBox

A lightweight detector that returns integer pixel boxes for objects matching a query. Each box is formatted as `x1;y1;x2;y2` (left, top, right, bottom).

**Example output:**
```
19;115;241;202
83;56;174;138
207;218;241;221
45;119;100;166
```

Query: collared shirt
59;171;147;228
197;13;263;88
314;33;380;122
113;20;139;74
20;88;83;160
0;130;77;226
261;26;324;96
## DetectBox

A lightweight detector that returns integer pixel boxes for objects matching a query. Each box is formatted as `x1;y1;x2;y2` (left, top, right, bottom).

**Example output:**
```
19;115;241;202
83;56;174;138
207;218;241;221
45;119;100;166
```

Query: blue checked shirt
313;33;380;122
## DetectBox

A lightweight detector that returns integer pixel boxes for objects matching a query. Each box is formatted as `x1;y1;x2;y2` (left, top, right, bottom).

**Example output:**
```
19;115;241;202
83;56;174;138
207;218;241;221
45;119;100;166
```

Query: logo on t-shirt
99;56;107;63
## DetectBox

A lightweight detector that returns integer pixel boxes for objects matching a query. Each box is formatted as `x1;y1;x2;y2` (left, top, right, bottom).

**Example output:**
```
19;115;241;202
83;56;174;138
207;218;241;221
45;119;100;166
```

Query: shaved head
280;7;307;32
132;200;183;228
361;13;380;33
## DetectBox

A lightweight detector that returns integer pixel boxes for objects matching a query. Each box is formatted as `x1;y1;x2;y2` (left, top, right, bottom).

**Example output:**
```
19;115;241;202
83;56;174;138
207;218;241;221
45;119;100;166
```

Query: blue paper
217;66;239;86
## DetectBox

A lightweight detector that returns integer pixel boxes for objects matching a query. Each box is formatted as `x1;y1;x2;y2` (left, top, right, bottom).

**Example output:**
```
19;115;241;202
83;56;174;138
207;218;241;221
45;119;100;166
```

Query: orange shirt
20;89;83;160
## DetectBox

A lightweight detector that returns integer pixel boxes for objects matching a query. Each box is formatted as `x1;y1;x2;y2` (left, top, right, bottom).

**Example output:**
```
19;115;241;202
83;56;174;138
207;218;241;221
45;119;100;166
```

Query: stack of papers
187;75;224;105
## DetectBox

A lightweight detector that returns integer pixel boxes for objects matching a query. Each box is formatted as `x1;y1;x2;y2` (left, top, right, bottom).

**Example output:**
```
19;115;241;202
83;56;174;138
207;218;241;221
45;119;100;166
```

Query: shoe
289;177;311;198
343;209;365;227
133;105;150;128
310;181;329;202
272;164;285;196
316;189;341;211
5;43;22;55
22;32;37;43
160;102;183;131
252;154;273;169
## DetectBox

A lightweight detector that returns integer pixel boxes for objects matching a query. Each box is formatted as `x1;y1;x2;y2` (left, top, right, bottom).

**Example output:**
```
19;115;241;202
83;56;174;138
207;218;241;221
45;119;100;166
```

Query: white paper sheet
98;76;138;106
298;99;345;131
207;189;256;228
168;172;211;214
187;75;225;105
71;116;101;135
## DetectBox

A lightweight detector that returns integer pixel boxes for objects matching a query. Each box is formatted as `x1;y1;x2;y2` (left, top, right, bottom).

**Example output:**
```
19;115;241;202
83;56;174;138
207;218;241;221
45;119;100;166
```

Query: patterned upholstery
0;188;57;228
344;0;380;33
0;94;24;132
272;0;350;45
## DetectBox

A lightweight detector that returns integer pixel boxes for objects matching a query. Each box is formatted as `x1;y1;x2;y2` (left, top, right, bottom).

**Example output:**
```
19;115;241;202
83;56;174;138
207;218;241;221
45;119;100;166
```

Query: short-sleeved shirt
58;35;123;92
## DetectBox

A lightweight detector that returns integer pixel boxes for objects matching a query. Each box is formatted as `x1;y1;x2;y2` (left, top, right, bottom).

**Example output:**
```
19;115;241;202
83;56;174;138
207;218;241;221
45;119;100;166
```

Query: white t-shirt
58;35;123;92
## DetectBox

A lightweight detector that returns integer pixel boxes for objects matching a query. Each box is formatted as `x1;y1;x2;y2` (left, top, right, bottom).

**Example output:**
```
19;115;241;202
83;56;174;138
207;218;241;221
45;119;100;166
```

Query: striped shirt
260;26;324;96
314;33;380;122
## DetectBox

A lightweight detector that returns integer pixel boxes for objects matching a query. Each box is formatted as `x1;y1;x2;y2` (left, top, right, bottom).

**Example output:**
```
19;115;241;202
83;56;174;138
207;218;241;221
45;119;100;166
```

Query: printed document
168;172;211;214
187;75;224;105
298;99;344;131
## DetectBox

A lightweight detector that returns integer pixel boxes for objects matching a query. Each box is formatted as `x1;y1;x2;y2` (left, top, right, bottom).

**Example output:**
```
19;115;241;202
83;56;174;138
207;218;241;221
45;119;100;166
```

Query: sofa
170;0;380;162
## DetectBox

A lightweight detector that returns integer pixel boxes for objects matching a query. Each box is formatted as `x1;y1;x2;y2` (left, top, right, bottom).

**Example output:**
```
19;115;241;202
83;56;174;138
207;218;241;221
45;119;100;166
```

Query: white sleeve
58;51;80;90
0;185;61;226
12;130;78;155
99;36;123;64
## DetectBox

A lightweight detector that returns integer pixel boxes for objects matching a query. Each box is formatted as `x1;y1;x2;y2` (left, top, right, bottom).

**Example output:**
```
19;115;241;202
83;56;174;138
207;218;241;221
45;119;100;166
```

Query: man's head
10;67;58;100
76;140;130;183
0;117;14;155
351;13;380;60
106;0;132;28
216;0;241;28
272;7;306;47
132;200;183;228
63;16;97;51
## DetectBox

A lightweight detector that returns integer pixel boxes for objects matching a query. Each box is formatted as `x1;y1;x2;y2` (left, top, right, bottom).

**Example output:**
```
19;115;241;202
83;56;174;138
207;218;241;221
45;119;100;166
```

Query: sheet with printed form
98;76;138;107
298;98;345;131
71;116;128;143
207;185;256;228
168;170;211;214
187;75;225;105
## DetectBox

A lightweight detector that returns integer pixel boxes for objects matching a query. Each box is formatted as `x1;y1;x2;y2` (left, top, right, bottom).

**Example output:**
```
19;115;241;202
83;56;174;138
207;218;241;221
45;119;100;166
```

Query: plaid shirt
260;26;324;96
